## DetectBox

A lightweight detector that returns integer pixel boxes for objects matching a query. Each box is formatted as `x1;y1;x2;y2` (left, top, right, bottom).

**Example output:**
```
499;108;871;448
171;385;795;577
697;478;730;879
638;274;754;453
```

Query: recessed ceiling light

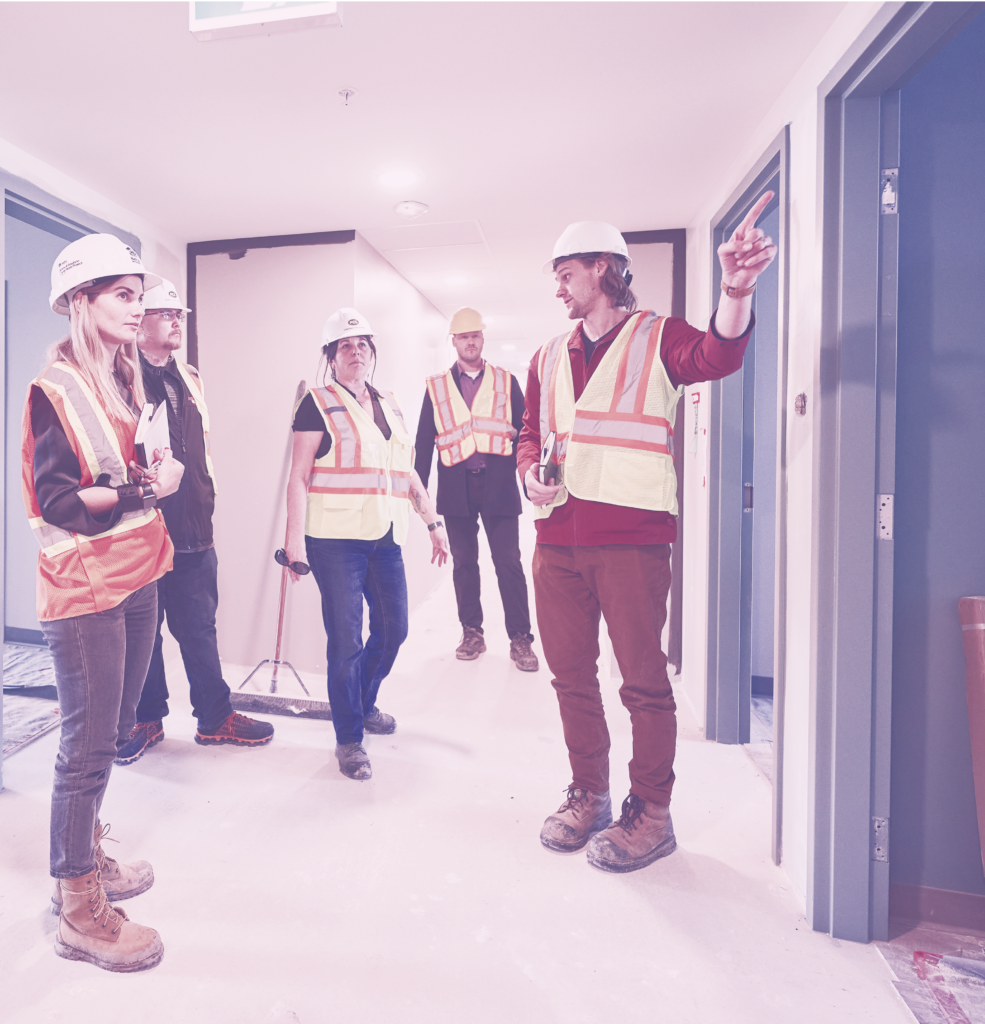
394;200;429;218
501;344;516;351
444;274;467;286
379;169;420;191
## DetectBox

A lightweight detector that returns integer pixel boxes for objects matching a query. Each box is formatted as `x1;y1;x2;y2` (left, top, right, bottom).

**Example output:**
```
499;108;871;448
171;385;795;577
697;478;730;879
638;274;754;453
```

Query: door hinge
872;817;889;862
881;168;899;214
743;483;753;511
877;494;894;540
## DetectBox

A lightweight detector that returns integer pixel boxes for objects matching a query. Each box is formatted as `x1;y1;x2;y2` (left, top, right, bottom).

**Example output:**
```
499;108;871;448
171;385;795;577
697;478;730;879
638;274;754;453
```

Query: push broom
230;380;334;722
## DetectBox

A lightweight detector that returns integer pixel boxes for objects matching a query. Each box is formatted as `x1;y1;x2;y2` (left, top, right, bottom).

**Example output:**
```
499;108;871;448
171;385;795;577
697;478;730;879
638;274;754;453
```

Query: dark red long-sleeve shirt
517;310;753;546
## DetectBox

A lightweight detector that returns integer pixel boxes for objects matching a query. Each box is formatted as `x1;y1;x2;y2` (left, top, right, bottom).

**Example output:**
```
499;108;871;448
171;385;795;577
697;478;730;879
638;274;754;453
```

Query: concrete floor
1;560;913;1024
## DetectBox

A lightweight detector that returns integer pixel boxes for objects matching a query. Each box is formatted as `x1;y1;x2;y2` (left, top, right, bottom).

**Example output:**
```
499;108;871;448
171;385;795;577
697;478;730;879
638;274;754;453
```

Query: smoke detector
394;200;429;218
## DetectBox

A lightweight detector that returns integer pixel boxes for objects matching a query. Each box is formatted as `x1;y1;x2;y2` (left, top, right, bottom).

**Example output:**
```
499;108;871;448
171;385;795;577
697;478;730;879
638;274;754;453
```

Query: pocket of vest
599;449;672;510
321;493;364;510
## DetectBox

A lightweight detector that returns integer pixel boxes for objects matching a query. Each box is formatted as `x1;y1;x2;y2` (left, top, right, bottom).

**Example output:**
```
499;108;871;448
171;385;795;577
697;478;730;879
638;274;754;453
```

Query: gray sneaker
364;707;396;735
456;626;486;661
335;742;372;780
510;634;539;672
540;786;613;852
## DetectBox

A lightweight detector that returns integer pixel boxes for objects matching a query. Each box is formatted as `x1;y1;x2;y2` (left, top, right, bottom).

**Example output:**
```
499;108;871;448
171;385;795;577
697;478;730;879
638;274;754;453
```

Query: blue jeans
135;547;233;731
306;535;409;745
42;582;158;878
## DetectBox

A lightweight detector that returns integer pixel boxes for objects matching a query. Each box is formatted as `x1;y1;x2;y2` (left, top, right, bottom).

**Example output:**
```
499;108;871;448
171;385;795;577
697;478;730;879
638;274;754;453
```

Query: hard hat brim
543;251;633;275
51;271;164;316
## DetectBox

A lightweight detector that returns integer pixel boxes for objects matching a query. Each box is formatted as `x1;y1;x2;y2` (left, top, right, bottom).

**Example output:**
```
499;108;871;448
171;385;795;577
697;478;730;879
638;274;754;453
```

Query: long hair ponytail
45;276;146;421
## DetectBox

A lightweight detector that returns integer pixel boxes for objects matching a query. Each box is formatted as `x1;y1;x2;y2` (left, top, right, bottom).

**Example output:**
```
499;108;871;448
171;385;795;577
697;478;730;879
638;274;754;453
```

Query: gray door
890;9;985;909
4;199;85;643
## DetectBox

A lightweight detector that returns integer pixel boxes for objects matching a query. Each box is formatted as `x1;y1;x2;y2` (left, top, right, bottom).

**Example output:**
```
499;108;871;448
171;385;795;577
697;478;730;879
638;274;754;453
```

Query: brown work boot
54;870;163;972
540;786;612;852
586;793;677;873
51;822;153;914
456;626;486;661
509;634;539;672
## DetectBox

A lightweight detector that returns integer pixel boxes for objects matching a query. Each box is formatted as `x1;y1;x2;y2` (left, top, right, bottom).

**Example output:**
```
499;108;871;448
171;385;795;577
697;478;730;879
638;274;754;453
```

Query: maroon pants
532;543;676;807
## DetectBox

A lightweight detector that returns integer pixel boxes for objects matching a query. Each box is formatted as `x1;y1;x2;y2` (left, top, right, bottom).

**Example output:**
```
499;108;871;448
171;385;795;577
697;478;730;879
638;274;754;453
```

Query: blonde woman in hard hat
520;199;776;873
22;234;185;971
284;308;449;780
415;306;538;670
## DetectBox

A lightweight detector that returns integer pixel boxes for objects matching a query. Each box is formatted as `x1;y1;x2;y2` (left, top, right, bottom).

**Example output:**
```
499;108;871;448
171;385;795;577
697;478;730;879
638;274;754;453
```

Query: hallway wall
677;1;884;907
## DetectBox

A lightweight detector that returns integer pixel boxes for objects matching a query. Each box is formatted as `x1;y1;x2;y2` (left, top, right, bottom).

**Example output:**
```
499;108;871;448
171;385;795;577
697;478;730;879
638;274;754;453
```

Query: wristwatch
721;280;757;299
428;520;444;532
116;483;157;513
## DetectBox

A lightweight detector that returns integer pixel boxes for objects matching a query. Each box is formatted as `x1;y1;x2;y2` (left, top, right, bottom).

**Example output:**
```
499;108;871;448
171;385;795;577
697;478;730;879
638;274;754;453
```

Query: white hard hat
449;307;485;335
322;307;374;346
142;278;191;312
49;233;162;315
543;221;632;274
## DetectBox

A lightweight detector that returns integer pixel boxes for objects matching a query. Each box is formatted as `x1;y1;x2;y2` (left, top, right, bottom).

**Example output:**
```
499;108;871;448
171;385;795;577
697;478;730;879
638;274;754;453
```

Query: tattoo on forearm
410;486;426;514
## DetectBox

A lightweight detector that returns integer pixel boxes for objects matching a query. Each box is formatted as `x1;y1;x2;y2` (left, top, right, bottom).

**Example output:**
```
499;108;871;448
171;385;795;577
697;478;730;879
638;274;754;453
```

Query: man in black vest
415;307;538;670
115;279;274;764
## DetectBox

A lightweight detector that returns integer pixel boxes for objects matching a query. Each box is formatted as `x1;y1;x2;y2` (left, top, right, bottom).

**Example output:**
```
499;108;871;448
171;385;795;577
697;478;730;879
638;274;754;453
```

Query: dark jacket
140;354;215;552
414;363;525;518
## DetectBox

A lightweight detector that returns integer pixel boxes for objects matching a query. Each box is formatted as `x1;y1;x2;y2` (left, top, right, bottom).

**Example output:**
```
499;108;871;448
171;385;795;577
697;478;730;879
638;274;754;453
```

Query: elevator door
4;200;85;642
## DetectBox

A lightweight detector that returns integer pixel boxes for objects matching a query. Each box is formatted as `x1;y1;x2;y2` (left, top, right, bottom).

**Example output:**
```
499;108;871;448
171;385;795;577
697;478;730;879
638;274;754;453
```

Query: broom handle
271;379;308;690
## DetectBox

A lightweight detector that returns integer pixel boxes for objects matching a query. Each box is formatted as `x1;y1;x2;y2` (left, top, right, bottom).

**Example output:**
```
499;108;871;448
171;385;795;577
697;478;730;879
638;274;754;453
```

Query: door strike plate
872;817;889;862
877;494;894;540
881;169;899;214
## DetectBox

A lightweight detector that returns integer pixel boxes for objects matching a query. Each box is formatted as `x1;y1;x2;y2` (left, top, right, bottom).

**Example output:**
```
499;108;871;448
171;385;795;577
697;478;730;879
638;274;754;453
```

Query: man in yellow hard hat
415;307;538;670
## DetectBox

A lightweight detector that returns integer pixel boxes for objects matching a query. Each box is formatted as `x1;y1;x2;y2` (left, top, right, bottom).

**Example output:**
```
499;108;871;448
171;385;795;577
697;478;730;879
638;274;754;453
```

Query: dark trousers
306;534;409;745
136;547;233;731
43;581;158;877
443;470;532;639
532;543;676;807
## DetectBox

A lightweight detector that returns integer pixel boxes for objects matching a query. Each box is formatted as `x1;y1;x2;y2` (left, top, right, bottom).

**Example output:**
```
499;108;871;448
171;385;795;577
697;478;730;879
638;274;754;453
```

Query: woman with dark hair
285;307;449;780
23;233;184;971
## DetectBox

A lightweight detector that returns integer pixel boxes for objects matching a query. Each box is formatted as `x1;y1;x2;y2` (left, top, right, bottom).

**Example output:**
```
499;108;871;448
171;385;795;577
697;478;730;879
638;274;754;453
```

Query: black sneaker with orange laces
194;712;274;747
114;721;165;766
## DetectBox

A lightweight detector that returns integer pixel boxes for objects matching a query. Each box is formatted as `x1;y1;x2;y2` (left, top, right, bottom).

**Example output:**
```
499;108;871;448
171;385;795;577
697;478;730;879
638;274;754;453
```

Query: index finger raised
735;190;775;238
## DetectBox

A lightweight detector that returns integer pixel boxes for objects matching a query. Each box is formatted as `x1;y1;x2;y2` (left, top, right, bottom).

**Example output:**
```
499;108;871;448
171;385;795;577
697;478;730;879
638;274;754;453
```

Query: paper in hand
540;430;560;486
134;403;170;468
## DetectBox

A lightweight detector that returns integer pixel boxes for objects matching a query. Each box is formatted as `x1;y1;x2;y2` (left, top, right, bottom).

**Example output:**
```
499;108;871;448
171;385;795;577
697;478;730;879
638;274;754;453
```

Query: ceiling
0;1;847;368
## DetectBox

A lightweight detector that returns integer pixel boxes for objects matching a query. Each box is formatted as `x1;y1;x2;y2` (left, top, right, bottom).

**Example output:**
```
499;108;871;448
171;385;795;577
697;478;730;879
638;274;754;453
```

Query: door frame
811;0;985;942
0;168;139;789
705;127;790;866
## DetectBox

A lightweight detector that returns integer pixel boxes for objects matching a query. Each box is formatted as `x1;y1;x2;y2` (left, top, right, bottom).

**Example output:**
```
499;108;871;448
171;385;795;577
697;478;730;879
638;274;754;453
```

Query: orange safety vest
535;310;683;518
21;361;174;621
174;361;217;493
303;382;414;543
426;363;515;466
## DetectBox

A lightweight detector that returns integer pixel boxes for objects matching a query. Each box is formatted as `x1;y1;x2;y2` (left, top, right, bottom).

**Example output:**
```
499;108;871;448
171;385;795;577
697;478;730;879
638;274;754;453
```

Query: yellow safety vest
174;361;218;494
303;383;414;543
535;310;682;518
426;363;515;466
22;361;173;620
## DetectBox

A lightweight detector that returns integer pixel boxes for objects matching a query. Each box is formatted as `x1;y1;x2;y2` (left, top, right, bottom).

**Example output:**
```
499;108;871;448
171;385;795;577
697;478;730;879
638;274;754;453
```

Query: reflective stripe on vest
426;364;514;467
534;311;682;516
29;363;153;554
174;361;218;494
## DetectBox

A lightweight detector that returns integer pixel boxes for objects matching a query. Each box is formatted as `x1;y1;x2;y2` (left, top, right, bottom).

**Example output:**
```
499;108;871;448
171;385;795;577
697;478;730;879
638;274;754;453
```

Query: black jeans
444;470;532;639
135;547;233;731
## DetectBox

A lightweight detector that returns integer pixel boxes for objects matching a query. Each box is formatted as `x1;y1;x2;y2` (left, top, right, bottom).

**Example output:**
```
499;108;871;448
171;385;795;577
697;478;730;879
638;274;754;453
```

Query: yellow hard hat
449;307;485;335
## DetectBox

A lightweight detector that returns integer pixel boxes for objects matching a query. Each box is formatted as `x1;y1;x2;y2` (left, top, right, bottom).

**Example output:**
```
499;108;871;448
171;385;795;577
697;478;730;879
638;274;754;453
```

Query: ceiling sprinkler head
338;87;357;106
394;200;429;218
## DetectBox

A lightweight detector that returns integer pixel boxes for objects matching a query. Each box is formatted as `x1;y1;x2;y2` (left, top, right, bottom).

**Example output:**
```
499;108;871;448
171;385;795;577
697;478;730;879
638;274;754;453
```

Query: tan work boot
456;626;486;660
586;793;676;873
54;870;163;972
540;786;612;852
509;635;540;672
51;822;153;914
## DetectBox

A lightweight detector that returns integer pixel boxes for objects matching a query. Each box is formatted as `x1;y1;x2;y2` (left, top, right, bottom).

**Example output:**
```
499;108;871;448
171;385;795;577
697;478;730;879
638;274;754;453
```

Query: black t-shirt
292;384;392;460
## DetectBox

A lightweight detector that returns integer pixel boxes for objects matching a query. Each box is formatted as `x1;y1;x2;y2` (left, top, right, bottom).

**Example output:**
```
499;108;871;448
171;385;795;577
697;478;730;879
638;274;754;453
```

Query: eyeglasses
275;548;310;575
144;310;186;322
